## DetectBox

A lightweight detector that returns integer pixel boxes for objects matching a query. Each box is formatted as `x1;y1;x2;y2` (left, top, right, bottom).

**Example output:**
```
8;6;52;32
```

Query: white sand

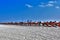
0;24;60;40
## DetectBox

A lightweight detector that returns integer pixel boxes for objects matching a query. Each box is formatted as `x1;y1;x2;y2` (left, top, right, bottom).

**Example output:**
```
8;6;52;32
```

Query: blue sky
0;0;60;22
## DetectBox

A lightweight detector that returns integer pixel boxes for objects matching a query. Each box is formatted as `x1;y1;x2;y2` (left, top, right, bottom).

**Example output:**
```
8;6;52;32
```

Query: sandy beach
0;24;60;40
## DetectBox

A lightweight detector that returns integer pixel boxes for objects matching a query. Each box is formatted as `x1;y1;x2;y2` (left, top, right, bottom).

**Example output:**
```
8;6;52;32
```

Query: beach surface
0;24;60;40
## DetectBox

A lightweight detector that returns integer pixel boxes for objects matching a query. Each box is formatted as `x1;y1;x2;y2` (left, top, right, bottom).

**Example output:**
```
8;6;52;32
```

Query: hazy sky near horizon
0;0;60;22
